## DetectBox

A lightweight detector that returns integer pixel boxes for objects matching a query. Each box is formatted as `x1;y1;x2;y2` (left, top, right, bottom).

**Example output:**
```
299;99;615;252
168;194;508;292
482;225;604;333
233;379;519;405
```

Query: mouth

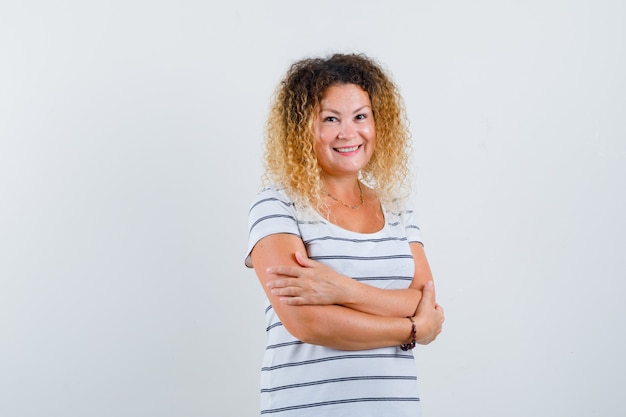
334;145;361;153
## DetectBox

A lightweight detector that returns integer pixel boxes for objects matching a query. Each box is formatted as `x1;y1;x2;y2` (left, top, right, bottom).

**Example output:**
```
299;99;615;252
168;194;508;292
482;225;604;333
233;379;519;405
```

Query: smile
334;145;361;153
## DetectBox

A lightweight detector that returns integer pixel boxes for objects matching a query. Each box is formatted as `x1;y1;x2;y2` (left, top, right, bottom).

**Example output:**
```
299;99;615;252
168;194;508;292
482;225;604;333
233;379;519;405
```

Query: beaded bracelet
400;316;416;351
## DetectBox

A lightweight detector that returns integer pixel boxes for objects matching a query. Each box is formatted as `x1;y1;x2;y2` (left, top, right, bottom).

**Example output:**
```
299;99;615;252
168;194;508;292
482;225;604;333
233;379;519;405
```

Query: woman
245;53;444;416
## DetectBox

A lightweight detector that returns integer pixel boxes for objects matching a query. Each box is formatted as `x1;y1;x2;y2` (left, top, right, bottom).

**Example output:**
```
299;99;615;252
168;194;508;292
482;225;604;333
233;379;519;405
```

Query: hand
265;251;351;306
412;281;444;345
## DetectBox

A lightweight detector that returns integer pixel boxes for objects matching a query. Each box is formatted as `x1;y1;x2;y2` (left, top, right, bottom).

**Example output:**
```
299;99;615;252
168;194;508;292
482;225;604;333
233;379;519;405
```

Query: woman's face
312;83;376;179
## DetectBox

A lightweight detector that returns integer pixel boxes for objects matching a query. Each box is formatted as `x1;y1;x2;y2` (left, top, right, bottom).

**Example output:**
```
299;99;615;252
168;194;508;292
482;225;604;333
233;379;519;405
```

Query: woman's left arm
266;242;434;318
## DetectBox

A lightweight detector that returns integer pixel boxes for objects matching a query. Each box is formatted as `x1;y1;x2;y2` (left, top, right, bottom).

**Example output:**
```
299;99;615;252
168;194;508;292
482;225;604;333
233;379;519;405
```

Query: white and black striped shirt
246;187;423;417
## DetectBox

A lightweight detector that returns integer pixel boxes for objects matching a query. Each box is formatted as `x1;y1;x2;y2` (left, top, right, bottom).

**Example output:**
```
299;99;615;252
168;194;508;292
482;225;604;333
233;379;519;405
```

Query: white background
1;1;625;416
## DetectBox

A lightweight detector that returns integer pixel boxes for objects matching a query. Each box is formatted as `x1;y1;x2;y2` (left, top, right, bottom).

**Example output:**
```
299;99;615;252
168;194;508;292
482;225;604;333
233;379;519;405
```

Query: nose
337;120;356;140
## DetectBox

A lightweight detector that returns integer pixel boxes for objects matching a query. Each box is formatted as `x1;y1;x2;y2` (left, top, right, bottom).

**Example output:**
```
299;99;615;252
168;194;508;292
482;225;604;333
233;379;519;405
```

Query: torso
246;186;424;417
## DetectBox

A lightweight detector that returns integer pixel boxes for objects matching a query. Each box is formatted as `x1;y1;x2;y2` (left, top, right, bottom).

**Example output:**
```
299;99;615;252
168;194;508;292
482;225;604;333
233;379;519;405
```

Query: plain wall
1;1;625;416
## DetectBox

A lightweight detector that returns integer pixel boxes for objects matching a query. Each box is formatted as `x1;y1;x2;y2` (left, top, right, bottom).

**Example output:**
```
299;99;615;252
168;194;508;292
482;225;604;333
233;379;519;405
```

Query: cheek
312;135;328;158
362;124;376;142
370;122;377;141
314;127;333;147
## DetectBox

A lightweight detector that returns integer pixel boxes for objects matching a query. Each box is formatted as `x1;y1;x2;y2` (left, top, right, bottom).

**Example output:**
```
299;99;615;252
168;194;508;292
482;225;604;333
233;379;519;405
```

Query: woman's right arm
250;233;443;350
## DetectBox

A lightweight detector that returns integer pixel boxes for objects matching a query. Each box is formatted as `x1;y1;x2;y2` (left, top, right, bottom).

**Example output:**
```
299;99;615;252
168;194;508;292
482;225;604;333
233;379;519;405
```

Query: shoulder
383;196;423;243
248;186;299;229
246;186;304;268
247;184;317;232
249;186;321;223
382;195;413;218
249;186;296;212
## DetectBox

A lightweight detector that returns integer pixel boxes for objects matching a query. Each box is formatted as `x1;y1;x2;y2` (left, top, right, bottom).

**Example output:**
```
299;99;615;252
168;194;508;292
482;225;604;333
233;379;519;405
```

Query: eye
323;116;338;122
355;113;367;120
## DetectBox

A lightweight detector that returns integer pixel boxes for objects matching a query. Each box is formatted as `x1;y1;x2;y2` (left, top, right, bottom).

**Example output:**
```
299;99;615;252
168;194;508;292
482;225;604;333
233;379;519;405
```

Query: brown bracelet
400;316;416;351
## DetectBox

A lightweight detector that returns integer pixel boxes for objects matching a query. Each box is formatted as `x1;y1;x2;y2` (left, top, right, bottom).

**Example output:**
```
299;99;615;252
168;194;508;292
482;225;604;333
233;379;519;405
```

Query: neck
321;175;361;195
323;177;364;210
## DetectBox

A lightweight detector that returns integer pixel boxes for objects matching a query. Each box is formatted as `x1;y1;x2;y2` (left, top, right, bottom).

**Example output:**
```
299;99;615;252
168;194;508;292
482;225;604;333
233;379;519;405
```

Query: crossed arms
250;233;444;351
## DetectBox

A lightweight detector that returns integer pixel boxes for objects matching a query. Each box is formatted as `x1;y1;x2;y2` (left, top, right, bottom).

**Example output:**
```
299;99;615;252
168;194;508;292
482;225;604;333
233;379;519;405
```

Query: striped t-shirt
246;187;423;417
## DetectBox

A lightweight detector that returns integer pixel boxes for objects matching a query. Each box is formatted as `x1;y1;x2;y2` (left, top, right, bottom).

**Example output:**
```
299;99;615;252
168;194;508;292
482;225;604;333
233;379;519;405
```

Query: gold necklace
325;181;364;209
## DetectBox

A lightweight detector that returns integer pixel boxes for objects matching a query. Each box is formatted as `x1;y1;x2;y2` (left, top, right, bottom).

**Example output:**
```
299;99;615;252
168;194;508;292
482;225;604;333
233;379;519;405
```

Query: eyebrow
320;105;372;115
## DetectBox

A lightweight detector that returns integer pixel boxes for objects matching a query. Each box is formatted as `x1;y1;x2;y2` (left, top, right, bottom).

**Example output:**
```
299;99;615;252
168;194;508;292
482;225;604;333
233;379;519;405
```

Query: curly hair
263;53;412;209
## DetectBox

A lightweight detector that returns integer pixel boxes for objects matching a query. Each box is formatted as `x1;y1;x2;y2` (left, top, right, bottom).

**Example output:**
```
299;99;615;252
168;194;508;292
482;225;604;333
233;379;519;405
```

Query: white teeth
336;145;359;153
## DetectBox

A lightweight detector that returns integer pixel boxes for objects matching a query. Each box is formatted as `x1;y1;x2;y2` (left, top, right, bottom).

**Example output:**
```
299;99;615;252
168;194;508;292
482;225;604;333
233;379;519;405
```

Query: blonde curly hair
263;53;412;209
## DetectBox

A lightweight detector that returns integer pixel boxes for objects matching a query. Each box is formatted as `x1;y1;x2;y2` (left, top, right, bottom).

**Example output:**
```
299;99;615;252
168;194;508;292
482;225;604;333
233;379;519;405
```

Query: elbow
280;310;327;345
283;319;321;345
293;331;318;345
286;322;349;349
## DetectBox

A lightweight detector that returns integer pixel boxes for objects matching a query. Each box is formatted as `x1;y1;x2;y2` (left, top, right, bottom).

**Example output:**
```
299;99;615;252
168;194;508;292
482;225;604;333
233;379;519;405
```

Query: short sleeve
402;201;423;245
245;187;301;268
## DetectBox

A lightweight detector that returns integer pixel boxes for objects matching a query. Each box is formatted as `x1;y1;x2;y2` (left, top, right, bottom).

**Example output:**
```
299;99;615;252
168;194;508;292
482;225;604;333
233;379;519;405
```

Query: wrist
339;274;359;306
400;316;416;351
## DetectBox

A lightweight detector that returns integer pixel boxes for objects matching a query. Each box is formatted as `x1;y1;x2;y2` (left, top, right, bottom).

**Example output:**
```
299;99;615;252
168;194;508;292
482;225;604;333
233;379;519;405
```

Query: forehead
319;83;371;107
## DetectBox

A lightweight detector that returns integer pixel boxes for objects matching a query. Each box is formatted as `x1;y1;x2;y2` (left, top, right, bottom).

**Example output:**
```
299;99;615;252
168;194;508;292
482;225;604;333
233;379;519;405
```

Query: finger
280;296;307;305
267;278;296;288
266;278;300;289
266;265;302;277
295;251;318;268
421;280;435;302
271;286;302;297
